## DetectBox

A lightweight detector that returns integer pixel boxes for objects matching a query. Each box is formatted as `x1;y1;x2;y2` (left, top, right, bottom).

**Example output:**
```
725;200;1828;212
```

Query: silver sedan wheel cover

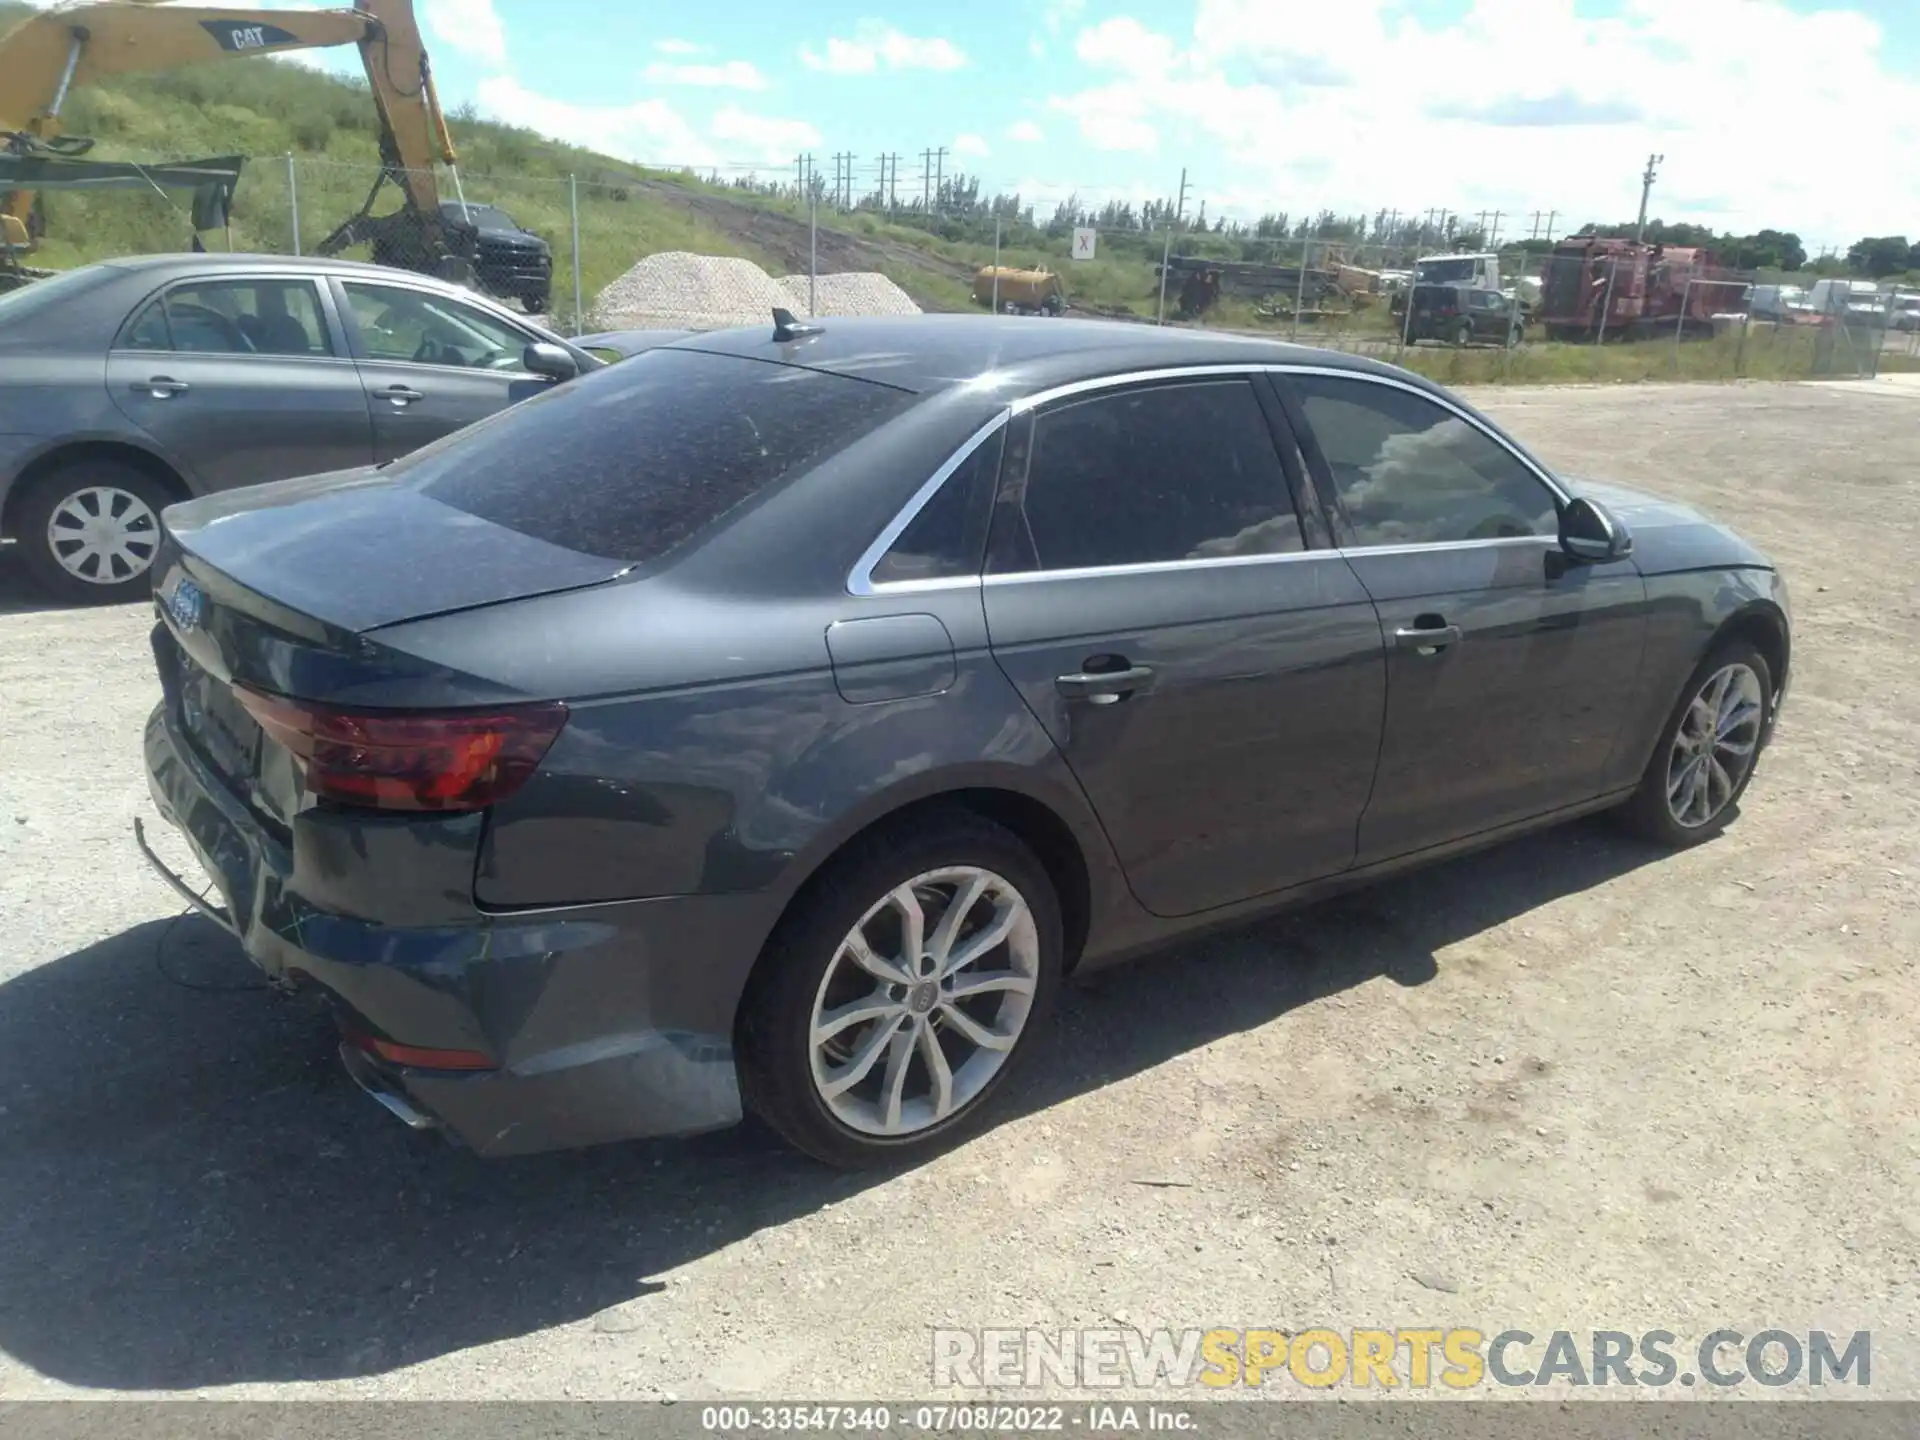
47;485;160;585
808;865;1040;1138
1667;662;1764;828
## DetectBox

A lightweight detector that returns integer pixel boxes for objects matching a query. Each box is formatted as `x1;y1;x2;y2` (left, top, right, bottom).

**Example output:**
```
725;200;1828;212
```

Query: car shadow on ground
0;817;1663;1391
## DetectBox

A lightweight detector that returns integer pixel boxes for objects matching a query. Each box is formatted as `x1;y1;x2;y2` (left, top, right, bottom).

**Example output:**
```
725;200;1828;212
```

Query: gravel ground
0;380;1915;1404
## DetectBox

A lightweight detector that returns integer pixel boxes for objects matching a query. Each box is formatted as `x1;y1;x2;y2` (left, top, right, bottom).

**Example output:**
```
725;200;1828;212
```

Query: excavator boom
0;0;460;266
0;4;371;133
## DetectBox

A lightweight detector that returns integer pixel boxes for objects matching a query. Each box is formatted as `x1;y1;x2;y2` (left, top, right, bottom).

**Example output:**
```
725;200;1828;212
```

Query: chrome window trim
981;548;1335;587
847;410;1011;597
847;362;1568;595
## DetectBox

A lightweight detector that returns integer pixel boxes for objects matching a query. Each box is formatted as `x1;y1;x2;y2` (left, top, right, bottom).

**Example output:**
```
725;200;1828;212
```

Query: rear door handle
139;376;190;398
1056;665;1155;704
382;385;424;406
1394;622;1463;653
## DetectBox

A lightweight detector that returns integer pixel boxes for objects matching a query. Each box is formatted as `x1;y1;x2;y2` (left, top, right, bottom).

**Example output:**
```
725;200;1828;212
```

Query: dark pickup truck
441;202;554;315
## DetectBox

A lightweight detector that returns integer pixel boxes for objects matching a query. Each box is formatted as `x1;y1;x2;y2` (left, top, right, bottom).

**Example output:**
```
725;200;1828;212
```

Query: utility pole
833;152;855;209
1634;153;1663;243
933;146;948;211
920;148;933;212
1155;164;1188;326
1486;210;1504;248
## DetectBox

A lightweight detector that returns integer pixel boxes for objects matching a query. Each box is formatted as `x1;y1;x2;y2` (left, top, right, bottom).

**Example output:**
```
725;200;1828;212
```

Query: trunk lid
159;465;627;635
152;467;619;831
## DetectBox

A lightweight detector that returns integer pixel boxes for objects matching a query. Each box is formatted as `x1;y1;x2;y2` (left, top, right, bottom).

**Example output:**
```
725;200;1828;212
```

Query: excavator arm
0;0;459;262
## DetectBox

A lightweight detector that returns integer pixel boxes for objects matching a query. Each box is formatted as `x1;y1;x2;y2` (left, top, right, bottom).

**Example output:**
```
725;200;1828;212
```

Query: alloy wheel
47;485;160;585
808;866;1040;1137
1666;662;1764;829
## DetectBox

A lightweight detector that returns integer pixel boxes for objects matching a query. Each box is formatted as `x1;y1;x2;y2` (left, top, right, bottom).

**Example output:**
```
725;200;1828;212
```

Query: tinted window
123;279;333;356
343;281;528;369
396;349;909;565
869;426;1004;585
1289;375;1557;547
992;380;1301;573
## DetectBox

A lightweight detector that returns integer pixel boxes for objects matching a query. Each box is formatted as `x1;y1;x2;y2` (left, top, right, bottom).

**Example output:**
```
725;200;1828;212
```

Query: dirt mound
774;272;921;318
586;251;787;331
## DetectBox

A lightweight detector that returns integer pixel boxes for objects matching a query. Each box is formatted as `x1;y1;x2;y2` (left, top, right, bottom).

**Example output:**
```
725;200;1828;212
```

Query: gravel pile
586;251;789;331
774;272;921;318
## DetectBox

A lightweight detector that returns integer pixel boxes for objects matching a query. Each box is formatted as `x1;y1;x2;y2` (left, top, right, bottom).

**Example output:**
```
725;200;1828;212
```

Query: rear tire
1618;641;1773;848
736;811;1063;1168
1454;319;1474;347
16;459;174;606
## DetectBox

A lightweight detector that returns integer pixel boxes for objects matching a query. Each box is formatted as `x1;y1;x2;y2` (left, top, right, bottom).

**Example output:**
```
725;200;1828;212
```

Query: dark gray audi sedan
138;315;1791;1167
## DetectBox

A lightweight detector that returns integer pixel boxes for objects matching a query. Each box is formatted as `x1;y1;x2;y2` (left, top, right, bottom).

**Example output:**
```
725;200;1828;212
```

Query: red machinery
1538;236;1749;340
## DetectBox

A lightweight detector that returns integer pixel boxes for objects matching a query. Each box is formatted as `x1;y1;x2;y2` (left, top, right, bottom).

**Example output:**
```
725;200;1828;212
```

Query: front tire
16;459;173;605
736;812;1063;1168
1619;641;1773;847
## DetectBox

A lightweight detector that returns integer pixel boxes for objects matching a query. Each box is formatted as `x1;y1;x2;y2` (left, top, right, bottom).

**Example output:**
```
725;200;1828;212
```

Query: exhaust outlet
338;1042;439;1131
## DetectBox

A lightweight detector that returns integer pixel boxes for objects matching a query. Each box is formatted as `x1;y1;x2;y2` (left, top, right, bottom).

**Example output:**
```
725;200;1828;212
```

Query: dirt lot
0;380;1915;1404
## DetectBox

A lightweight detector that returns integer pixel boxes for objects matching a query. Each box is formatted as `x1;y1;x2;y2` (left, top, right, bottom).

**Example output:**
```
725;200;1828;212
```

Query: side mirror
1560;495;1633;563
522;341;579;382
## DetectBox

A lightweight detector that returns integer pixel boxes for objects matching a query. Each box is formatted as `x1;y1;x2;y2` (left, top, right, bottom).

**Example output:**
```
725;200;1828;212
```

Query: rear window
392;348;909;565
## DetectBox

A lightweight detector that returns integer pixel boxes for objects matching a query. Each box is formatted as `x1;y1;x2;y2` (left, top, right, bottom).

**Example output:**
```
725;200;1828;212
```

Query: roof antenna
771;307;823;342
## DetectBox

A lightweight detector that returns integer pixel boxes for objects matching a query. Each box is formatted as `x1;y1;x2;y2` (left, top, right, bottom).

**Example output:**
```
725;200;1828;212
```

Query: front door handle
1056;665;1155;704
382;385;425;406
139;376;190;399
1394;621;1464;654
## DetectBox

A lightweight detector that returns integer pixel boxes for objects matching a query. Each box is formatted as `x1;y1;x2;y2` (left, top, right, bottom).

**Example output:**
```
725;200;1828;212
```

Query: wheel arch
1;439;191;540
741;772;1107;1027
1712;598;1790;701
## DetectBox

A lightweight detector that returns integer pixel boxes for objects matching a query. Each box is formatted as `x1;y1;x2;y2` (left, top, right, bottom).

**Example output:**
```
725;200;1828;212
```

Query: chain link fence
15;150;1916;385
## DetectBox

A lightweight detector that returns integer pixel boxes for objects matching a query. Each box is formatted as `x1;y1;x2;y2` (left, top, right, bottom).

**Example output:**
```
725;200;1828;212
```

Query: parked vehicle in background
0;253;600;603
137;315;1792;1168
973;266;1066;316
1806;278;1883;321
1749;284;1815;322
1403;284;1526;347
1890;293;1920;332
1538;236;1747;340
429;202;553;315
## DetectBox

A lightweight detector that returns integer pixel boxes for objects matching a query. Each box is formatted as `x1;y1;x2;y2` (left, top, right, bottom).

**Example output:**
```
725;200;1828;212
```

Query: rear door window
396;348;909;565
121;279;334;356
989;379;1303;573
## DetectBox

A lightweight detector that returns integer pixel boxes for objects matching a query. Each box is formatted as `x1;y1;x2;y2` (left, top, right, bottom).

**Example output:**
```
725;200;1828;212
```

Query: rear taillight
234;689;567;813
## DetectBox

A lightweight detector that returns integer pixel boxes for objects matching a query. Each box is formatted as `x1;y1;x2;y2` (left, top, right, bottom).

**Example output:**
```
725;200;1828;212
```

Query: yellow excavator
0;0;531;294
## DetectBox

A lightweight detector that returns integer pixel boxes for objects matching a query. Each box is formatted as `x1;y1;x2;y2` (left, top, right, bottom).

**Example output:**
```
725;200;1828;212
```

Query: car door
1276;369;1649;865
980;374;1387;919
333;277;554;461
105;274;373;492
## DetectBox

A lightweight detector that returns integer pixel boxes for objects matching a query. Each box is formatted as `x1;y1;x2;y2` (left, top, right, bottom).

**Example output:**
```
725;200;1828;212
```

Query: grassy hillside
3;5;1910;382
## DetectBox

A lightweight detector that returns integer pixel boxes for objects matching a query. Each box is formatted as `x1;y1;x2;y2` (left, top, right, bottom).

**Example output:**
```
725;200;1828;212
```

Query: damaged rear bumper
140;700;755;1157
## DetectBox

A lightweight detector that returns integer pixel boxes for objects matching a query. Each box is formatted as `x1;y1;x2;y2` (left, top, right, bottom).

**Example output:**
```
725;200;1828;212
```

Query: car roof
665;313;1419;399
86;252;466;283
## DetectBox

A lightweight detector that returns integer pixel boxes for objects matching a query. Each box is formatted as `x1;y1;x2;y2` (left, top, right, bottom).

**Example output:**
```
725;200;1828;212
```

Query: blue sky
153;1;1920;248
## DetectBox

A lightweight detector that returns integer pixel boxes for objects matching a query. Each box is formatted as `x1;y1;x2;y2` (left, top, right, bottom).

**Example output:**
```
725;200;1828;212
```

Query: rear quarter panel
379;576;1125;937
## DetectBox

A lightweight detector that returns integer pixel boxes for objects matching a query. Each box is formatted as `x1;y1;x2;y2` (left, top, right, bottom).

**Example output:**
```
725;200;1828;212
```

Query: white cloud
1043;0;1920;241
475;75;715;166
1007;119;1045;144
653;38;704;55
1044;0;1086;36
800;22;967;75
1048;87;1160;154
421;0;507;70
642;60;767;91
711;106;823;163
954;132;991;158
